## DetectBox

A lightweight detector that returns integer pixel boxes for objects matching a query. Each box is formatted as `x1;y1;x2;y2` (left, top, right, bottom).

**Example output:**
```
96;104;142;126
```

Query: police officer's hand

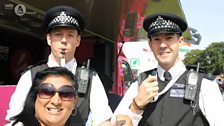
134;75;159;110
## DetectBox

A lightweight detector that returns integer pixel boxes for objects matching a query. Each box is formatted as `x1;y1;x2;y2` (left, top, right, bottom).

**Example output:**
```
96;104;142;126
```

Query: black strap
191;72;204;114
193;72;210;125
72;68;96;124
30;63;48;81
23;60;48;81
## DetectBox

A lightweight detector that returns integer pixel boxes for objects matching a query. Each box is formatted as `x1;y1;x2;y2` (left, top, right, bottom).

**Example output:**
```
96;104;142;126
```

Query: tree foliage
183;42;224;75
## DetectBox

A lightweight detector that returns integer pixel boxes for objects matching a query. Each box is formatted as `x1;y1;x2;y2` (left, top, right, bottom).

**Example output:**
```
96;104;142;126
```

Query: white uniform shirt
5;55;112;126
113;60;224;126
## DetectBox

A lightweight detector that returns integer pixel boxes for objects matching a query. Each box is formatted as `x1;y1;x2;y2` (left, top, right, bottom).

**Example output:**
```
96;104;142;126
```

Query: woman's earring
71;107;77;116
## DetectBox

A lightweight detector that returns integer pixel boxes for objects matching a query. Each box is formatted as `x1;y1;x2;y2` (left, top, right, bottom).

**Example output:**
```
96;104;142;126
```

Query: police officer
6;5;113;126
114;13;224;126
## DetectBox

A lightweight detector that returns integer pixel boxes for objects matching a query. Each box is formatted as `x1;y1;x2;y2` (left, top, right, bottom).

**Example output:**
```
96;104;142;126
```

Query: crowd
4;4;224;126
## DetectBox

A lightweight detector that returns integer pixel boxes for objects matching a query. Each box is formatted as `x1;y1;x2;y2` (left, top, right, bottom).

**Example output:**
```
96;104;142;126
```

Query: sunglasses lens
38;84;76;101
58;86;75;101
38;84;55;99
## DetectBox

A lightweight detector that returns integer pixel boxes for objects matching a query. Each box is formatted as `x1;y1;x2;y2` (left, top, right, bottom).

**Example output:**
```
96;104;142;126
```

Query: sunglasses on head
37;83;76;101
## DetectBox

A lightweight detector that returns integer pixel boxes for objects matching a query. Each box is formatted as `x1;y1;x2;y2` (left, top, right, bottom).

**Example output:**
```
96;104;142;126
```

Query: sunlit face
35;75;77;126
46;27;81;62
148;33;184;70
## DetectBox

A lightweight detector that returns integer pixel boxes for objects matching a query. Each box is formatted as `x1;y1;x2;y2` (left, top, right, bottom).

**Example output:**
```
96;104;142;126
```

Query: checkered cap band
49;11;79;28
148;16;181;35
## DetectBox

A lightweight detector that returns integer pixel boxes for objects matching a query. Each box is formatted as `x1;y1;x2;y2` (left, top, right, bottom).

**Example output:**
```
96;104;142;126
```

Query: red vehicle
114;42;137;96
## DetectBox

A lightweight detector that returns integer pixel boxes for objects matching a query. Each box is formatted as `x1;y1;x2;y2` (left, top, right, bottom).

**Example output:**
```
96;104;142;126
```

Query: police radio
185;69;199;101
77;60;91;95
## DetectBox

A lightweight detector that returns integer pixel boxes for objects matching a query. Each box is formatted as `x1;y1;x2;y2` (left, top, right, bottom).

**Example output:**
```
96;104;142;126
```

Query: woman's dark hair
10;67;78;126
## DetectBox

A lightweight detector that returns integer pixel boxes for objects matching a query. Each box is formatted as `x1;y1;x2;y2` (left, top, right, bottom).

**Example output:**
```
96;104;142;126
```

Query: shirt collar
47;55;77;71
66;58;77;71
157;60;186;81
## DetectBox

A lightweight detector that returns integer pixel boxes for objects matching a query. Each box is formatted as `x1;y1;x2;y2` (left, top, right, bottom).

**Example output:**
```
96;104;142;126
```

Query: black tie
164;71;172;81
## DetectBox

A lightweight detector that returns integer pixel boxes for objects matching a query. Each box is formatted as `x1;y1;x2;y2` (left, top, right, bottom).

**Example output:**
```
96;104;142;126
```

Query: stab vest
138;69;210;126
28;61;93;126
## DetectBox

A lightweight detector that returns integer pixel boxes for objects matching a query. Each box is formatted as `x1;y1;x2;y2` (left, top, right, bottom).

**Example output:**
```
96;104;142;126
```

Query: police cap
143;13;187;37
43;5;85;33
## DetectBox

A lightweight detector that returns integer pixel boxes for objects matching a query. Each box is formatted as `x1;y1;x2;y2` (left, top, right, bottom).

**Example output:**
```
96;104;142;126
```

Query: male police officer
6;5;112;125
114;13;224;126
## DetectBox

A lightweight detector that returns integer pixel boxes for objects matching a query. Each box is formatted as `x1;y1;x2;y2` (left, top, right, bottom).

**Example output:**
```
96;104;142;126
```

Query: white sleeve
199;78;224;126
112;81;143;126
5;70;32;121
90;74;113;125
4;121;23;126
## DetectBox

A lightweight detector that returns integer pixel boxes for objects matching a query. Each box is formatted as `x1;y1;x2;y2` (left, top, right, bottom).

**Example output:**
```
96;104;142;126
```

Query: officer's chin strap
151;63;186;102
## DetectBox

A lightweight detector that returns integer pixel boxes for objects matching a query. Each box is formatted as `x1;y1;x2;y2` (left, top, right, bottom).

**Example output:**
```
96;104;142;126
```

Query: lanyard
151;63;186;102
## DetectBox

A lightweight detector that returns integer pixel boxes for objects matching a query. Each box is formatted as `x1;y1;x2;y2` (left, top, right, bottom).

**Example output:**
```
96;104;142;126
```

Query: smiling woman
9;67;78;126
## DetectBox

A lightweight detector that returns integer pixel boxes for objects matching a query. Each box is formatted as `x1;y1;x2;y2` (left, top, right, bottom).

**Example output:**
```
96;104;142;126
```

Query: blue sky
180;0;224;49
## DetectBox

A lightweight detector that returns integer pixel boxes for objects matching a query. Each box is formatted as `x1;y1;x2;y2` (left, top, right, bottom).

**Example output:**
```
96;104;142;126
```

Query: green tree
183;42;224;75
183;49;203;65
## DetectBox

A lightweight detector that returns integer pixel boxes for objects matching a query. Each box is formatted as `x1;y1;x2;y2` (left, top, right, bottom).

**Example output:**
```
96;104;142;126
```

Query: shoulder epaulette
21;60;48;75
203;74;216;81
138;68;157;84
186;65;207;73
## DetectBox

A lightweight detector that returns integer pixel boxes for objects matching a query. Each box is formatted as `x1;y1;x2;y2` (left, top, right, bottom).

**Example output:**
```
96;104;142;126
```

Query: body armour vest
138;70;209;126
